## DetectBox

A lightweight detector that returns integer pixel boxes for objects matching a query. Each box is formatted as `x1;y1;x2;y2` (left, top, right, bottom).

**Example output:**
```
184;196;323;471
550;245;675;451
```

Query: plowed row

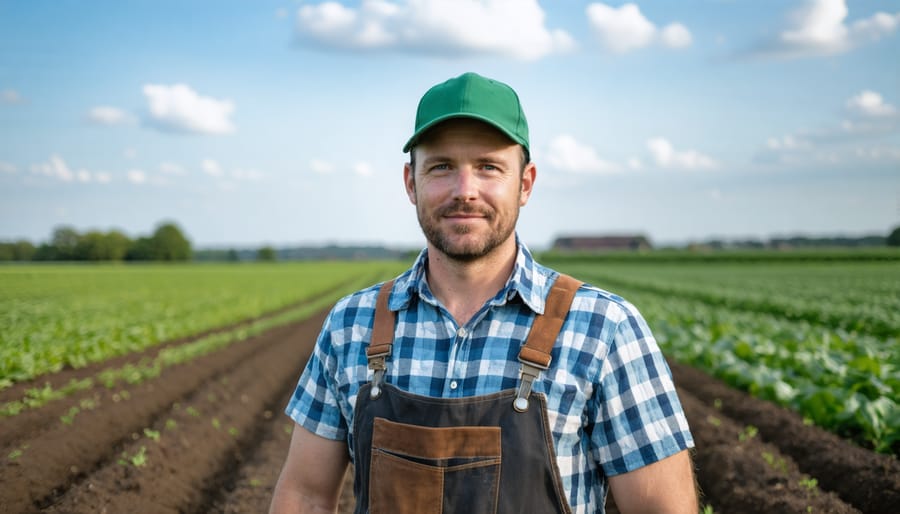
1;309;897;513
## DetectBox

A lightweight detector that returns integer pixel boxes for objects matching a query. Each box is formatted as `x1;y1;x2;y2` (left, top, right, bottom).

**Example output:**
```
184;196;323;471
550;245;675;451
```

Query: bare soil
1;310;897;514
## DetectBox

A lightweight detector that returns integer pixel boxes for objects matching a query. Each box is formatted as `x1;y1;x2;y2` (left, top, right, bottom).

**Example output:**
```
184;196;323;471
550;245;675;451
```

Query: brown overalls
351;274;582;514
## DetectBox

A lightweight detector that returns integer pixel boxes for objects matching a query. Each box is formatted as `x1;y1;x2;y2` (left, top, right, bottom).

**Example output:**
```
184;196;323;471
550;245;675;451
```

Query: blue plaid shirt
287;240;694;513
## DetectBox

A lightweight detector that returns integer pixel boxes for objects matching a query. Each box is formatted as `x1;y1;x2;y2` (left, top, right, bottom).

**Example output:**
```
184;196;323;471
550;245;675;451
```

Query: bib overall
351;274;582;514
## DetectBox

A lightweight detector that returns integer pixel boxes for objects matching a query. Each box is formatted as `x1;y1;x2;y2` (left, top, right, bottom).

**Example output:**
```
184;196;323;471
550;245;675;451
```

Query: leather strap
367;280;396;358
517;274;582;368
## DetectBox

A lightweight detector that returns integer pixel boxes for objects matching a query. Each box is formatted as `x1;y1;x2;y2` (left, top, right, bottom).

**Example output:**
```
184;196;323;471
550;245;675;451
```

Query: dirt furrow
38;309;321;514
670;360;900;514
0;311;327;514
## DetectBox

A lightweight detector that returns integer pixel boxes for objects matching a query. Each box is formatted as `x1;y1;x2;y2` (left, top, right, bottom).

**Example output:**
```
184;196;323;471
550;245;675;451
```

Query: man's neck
425;238;518;327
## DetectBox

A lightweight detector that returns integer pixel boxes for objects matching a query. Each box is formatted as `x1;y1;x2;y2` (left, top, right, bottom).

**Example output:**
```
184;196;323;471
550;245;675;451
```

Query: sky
1;0;898;250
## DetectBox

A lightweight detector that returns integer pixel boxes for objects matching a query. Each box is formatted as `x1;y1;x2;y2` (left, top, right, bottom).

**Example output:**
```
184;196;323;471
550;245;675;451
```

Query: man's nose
452;167;478;201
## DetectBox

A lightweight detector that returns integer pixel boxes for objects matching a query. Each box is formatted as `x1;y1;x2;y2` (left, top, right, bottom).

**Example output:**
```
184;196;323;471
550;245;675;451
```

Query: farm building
551;234;652;252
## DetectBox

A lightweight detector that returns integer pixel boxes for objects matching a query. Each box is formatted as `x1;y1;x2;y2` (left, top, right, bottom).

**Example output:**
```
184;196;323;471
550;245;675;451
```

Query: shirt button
450;380;458;390
457;327;468;338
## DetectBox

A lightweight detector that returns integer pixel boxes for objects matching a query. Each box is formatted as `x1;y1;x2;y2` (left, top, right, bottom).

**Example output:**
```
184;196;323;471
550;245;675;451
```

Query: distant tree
50;225;82;260
888;226;900;247
126;236;158;261
150;222;192;261
257;246;277;262
227;249;240;262
75;230;132;261
12;240;36;261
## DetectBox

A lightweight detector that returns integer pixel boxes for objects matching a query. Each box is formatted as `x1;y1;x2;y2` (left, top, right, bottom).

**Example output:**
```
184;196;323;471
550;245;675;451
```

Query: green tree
50;225;81;260
126;237;157;261
257;246;277;262
888;226;900;247
12;240;36;261
151;222;192;261
75;230;132;261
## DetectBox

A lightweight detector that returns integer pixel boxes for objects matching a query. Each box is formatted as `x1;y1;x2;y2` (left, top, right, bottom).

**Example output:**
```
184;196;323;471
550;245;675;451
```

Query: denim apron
351;274;581;514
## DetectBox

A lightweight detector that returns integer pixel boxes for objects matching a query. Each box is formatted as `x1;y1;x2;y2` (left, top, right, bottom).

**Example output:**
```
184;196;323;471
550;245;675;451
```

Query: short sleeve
285;313;349;441
588;302;694;475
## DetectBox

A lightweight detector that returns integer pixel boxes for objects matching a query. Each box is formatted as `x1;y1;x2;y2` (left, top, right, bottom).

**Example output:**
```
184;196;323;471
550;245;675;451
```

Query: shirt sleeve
284;311;349;441
589;301;694;476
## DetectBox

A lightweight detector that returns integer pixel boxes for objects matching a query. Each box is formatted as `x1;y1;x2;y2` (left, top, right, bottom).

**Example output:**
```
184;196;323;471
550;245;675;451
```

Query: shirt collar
389;235;553;316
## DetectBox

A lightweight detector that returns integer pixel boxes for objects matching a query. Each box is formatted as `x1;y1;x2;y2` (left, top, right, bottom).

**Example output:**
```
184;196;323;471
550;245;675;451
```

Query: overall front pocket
369;417;502;514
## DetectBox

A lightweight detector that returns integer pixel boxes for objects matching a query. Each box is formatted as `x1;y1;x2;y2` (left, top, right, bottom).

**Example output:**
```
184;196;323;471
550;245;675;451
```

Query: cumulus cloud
0;161;17;174
143;84;235;135
231;168;264;181
29;155;112;183
353;161;374;177
758;0;900;58
310;159;335;174
294;0;575;61
127;169;147;184
1;89;23;104
586;3;692;53
756;90;899;166
87;106;133;126
202;158;225;177
646;138;716;170
846;90;897;118
545;134;618;174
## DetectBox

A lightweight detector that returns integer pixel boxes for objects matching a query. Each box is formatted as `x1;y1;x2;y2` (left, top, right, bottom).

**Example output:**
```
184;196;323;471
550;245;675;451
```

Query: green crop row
0;261;409;388
0;270;385;418
557;262;900;339
559;263;899;454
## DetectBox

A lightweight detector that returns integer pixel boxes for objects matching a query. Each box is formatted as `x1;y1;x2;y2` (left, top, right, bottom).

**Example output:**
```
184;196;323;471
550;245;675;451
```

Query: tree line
0;222;192;262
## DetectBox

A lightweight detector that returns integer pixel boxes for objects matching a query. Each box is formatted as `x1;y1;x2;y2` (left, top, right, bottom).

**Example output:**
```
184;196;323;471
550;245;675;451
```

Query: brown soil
1;311;897;513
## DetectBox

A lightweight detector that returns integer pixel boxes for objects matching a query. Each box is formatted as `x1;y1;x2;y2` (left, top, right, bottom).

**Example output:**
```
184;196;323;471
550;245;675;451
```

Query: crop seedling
228;426;239;437
60;406;80;425
8;449;22;461
186;406;200;417
738;425;758;442
760;451;788;474
143;428;161;442
706;415;721;427
799;477;818;490
165;419;177;430
117;446;148;467
212;418;221;430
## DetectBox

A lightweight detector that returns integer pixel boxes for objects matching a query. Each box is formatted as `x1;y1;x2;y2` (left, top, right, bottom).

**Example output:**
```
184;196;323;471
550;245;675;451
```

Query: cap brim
402;113;528;153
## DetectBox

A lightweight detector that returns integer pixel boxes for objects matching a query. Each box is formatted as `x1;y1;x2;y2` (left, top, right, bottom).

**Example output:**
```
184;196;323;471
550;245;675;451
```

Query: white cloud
546;134;618;174
294;0;575;61
762;0;900;58
29;155;112;183
87;106;133;126
0;161;17;174
626;157;643;170
127;169;147;184
202;159;225;177
124;148;138;159
660;22;692;49
310;159;335;174
143;84;235;135
846;90;897;118
586;3;692;53
353;161;374;177
646;138;716;170
1;89;23;104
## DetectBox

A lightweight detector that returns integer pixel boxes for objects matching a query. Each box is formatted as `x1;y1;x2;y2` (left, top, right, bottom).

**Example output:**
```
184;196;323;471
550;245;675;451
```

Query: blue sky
1;0;898;249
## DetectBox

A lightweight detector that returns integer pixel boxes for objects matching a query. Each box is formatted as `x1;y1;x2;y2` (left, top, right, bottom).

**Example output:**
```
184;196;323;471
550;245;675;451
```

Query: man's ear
403;162;416;205
519;162;536;206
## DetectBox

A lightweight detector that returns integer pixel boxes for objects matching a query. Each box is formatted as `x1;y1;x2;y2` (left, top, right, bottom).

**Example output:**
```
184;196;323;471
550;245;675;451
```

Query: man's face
404;118;536;262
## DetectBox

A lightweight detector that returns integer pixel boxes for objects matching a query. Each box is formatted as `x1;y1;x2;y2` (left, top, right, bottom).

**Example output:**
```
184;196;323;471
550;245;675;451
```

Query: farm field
1;257;899;513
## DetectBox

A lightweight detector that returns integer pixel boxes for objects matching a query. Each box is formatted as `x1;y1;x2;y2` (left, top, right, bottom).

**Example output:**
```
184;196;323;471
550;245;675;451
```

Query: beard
416;199;519;262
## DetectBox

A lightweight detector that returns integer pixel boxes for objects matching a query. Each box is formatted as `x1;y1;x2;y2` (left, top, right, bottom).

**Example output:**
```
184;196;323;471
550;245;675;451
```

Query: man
270;72;697;514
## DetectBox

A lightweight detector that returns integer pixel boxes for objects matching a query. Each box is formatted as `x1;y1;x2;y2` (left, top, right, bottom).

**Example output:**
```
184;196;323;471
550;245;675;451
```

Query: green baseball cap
402;72;529;154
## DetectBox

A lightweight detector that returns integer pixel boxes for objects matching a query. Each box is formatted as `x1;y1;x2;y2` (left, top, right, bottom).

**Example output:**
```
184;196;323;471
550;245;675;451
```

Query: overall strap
366;280;395;399
514;273;582;412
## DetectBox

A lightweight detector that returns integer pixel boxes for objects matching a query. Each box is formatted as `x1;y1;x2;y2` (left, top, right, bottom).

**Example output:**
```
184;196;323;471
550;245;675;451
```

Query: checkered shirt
286;239;694;513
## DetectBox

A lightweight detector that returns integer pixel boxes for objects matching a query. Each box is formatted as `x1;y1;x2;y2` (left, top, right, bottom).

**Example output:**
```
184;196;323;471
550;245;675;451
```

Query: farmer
270;72;697;513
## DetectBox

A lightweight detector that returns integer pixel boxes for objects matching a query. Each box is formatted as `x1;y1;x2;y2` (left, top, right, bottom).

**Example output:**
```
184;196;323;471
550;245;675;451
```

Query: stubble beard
417;200;519;263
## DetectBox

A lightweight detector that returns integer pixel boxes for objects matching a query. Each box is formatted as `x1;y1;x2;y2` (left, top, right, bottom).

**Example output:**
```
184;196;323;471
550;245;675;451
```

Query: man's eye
430;164;449;171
